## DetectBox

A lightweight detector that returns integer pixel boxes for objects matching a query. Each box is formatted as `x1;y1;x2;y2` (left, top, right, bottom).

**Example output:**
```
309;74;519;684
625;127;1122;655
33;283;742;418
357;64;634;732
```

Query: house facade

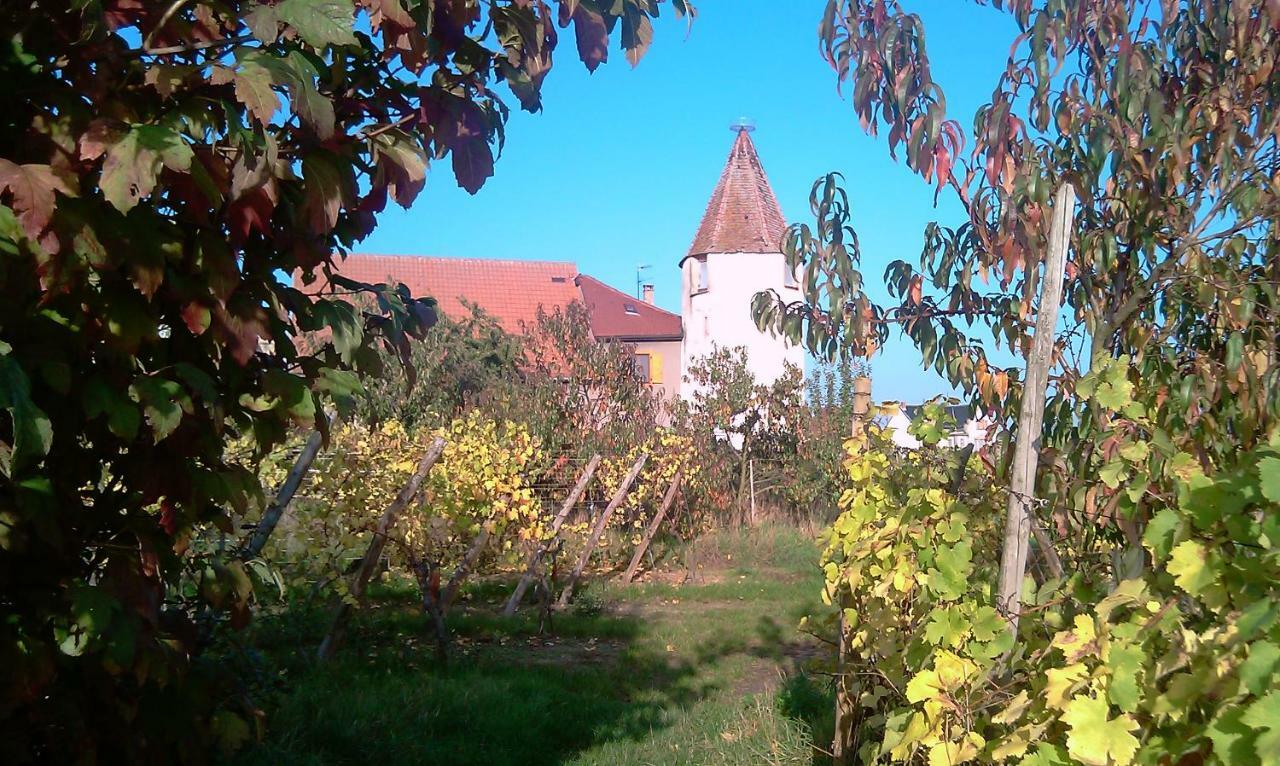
882;404;993;450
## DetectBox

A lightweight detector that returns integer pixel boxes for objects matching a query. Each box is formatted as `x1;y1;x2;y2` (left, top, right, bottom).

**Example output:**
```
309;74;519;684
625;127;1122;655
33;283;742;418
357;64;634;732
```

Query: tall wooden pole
621;470;683;583
240;418;330;561
503;454;602;616
833;376;871;766
997;182;1076;630
317;436;447;662
556;453;648;609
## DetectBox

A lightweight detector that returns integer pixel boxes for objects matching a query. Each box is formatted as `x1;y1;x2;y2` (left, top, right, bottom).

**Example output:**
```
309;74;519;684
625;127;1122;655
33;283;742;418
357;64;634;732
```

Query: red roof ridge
338;253;578;270
684;129;787;262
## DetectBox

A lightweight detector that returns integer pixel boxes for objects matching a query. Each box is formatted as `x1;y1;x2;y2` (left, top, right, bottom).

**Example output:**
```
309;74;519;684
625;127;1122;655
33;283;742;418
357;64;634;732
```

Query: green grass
233;524;834;766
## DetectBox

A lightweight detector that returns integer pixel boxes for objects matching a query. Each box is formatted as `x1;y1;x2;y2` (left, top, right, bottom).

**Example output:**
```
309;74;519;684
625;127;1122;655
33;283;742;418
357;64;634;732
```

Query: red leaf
451;138;493;195
0;160;76;243
182;302;212;336
159;498;178;535
571;5;608;72
908;274;923;306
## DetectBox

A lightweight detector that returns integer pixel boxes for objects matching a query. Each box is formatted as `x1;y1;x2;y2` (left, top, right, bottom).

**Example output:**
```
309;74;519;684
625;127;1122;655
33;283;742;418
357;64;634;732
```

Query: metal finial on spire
730;117;756;133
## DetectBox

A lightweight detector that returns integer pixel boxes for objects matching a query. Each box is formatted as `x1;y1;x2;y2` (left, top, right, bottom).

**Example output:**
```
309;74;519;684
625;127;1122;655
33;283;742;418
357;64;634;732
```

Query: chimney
642;284;654;304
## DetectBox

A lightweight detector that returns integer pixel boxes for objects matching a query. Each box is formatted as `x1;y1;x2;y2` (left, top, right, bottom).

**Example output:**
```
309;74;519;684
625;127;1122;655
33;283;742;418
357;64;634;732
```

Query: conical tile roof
685;128;787;261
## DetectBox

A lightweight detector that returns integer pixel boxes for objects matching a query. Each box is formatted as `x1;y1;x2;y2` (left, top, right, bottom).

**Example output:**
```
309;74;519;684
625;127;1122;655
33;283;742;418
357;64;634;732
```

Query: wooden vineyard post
240;417;330;561
441;522;506;614
997;182;1076;632
834;378;871;766
621;470;682;584
503;454;602;616
555;453;649;609
316;436;447;662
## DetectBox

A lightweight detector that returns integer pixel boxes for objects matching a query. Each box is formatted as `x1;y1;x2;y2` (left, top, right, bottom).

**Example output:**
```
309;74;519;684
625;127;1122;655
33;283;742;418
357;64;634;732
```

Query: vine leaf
0;160;75;241
0;342;53;476
1241;692;1280;766
1061;694;1140;766
275;0;358;49
97;126;194;212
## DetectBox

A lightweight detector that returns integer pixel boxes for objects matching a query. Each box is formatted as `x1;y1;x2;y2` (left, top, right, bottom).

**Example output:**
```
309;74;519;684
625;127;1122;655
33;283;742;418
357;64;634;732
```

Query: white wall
680;251;805;398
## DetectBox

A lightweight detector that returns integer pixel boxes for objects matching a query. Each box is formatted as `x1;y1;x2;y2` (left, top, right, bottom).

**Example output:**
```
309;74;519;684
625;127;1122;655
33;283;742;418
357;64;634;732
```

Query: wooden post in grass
503;454;602;616
997;182;1076;632
555;453;648;609
240;415;331;561
621;470;682;583
317;436;447;662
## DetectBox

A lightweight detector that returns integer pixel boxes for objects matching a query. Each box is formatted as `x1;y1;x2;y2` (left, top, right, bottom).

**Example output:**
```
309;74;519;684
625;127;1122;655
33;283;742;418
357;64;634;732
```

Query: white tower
680;124;805;397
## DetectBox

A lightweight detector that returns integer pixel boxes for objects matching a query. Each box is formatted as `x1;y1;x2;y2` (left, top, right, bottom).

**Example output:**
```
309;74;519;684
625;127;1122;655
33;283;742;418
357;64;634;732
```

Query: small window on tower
784;261;798;288
695;256;710;293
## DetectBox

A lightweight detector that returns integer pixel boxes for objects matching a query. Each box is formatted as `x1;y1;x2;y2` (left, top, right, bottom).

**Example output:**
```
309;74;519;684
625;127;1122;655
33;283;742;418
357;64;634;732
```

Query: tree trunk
503;454;602;616
997;182;1076;631
413;558;448;665
621;470;682;583
240;419;329;561
317;436;447;662
556;453;648;609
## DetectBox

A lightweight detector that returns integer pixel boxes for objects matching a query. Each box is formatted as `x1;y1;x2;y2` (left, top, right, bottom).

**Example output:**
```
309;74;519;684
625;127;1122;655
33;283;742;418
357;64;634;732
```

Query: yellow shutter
650;351;663;384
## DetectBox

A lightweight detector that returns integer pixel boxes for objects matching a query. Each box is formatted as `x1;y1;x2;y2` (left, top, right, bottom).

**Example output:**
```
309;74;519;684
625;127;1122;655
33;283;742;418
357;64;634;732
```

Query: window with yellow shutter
649;351;663;384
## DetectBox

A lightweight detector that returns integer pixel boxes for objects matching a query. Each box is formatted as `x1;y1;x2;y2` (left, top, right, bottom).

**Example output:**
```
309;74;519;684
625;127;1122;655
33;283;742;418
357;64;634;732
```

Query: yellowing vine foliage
268;413;543;593
821;373;1280;766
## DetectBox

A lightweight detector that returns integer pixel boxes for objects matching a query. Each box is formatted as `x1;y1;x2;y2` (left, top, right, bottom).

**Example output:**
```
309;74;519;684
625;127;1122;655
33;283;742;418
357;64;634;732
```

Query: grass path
235;525;833;766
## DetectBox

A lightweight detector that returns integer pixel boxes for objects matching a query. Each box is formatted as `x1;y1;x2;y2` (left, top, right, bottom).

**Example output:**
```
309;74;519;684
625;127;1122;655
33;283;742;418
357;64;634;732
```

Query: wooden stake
997;182;1076;631
835;377;871;765
621;470;682;583
556;453;648;609
503;454;602;616
317;436;447;662
240;418;329;561
441;524;501;613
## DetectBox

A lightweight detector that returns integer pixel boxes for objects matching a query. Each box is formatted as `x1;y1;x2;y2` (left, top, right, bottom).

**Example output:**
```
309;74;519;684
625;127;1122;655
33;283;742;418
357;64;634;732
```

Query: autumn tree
751;2;1280;763
0;0;693;760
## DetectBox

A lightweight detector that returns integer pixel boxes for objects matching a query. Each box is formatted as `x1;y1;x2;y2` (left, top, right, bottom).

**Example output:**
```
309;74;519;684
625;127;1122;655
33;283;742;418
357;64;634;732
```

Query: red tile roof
299;255;681;342
301;254;581;335
575;275;683;342
685;128;787;263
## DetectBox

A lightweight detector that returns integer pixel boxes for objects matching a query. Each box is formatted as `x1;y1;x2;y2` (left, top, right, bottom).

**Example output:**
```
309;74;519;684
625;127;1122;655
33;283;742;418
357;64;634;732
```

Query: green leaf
1061;694;1140;766
1207;706;1258;766
1167;540;1214;597
0;344;53;476
275;0;357;49
99;125;193;212
129;376;191;443
1107;643;1144;712
1258;456;1280;504
1242;692;1280;766
1240;641;1280;696
1142;508;1181;560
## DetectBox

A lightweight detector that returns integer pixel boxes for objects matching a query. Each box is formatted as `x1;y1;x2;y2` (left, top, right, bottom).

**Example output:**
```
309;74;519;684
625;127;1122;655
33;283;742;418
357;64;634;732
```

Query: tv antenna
636;264;652;298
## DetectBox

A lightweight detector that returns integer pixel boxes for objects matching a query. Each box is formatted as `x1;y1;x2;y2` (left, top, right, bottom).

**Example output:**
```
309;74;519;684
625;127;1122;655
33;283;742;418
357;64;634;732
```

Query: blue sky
360;1;1020;403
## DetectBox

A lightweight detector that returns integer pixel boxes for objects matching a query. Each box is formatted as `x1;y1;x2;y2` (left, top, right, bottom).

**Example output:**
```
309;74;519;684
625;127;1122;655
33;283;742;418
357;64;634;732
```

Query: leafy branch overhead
0;0;693;760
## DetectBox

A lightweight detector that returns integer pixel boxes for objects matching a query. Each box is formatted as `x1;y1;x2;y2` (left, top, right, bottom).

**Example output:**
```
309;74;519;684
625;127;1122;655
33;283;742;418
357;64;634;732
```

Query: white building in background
882;404;993;450
679;125;806;397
